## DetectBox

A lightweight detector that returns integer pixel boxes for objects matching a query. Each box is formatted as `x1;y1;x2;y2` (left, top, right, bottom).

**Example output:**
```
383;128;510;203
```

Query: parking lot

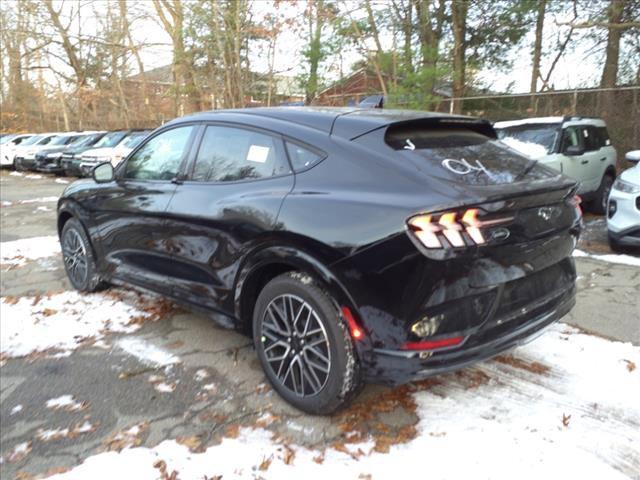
1;169;639;479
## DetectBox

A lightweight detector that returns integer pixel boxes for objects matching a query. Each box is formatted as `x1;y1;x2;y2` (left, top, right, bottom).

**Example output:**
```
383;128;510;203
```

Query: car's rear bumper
608;226;640;246
360;281;574;385
62;159;82;176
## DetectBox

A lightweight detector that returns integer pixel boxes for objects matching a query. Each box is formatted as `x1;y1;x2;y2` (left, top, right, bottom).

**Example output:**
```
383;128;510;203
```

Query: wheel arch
233;245;358;337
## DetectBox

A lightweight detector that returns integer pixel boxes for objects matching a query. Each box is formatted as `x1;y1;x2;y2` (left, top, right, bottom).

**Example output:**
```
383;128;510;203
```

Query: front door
90;124;198;292
558;126;593;194
162;123;294;315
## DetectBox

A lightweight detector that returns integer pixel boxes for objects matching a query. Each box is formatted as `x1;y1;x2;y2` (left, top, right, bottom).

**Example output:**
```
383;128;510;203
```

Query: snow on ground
24;174;43;180
116;337;181;367
0;291;156;358
46;323;640;480
573;249;640;267
45;395;86;412
0;235;59;267
499;136;548;158
55;178;70;184
17;196;58;204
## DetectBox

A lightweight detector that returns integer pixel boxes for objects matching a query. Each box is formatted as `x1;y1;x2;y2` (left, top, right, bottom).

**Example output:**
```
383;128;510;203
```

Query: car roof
175;107;488;140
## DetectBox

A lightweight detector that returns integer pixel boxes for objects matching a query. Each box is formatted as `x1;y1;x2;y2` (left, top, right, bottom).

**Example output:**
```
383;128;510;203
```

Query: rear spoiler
384;117;497;140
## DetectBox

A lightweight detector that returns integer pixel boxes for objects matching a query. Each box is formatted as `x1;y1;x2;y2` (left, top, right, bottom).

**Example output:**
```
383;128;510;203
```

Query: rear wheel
253;272;362;414
61;218;103;292
590;174;614;215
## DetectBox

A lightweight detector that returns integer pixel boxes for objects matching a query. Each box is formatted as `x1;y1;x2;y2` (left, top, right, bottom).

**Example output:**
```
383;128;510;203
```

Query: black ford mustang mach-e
57;107;581;414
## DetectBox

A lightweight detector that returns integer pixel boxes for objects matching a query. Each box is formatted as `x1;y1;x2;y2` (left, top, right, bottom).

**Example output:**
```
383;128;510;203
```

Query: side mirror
565;145;584;156
625;150;640;164
93;162;114;183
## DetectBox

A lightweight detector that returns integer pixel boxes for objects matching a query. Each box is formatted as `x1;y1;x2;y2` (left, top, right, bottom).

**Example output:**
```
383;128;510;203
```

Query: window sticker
247;145;270;163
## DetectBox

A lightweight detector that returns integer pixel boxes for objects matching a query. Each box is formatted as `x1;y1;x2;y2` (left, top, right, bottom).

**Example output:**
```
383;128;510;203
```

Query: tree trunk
600;0;625;88
530;0;546;96
306;0;325;104
451;0;468;114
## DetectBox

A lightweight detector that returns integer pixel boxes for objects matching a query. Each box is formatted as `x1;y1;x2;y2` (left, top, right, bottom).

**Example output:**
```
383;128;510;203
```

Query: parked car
0;133;35;167
494;116;617;214
65;130;140;177
35;131;106;174
14;133;67;171
19;132;87;171
102;130;150;168
57;107;581;414
607;151;640;250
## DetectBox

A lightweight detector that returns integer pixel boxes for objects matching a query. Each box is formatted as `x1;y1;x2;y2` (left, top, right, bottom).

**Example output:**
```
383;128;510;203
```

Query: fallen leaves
623;359;636;372
562;413;571;427
153;459;179;480
104;422;149;452
176;435;205;453
282;444;295;465
258;455;273;471
494;355;550;375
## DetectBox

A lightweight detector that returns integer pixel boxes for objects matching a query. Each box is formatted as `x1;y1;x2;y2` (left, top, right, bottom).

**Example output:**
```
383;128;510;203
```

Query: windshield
72;133;103;148
93;131;127;148
0;135;17;145
36;135;57;146
495;125;559;156
122;133;148;148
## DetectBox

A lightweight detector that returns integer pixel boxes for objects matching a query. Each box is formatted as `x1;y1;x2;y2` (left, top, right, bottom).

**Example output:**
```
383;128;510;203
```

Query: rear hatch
367;118;581;273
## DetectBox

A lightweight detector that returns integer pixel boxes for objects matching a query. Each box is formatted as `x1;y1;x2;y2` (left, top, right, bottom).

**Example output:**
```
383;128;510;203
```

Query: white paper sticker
247;145;270;163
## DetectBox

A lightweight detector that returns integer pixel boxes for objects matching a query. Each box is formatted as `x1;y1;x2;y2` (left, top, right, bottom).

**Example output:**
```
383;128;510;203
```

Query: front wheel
60;218;103;292
590;174;614;215
253;272;362;414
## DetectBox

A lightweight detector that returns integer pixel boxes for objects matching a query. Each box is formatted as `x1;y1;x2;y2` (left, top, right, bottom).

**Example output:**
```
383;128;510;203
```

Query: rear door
578;125;606;193
162;123;294;314
89;124;198;292
558;126;593;193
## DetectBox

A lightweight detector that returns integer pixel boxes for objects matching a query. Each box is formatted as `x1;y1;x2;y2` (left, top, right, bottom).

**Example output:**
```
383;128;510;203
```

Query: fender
233;244;360;326
57;198;106;269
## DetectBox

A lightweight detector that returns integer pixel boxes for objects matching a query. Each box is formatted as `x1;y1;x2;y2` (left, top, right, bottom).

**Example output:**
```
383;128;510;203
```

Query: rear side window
192;125;290;182
285;142;324;172
561;127;582;151
596;127;611;147
581;126;600;151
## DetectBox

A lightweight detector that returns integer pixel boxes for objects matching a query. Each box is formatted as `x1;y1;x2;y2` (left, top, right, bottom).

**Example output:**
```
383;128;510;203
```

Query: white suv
494;116;617;214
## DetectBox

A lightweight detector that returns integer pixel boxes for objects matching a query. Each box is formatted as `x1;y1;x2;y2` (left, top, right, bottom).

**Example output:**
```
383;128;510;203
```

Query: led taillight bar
401;335;465;351
408;208;512;249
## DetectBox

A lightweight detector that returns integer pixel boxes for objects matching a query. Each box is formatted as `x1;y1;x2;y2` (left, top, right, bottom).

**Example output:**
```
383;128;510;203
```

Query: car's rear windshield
495;124;559;155
385;124;555;186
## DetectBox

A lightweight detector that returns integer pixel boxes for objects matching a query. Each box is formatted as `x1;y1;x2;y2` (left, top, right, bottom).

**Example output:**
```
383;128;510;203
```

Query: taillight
341;306;364;340
407;208;512;249
570;195;582;216
401;335;465;351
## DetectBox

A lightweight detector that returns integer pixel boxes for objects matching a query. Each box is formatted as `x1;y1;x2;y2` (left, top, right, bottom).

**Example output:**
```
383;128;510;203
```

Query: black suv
57;108;581;414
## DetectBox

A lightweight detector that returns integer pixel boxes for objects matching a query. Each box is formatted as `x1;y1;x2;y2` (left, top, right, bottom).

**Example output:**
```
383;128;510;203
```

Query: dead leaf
623;359;636;372
282;444;295;465
3;295;19;305
312;452;325;464
224;424;241;439
176;435;203;452
562;413;571;427
258;455;273;471
165;340;184;350
41;308;57;316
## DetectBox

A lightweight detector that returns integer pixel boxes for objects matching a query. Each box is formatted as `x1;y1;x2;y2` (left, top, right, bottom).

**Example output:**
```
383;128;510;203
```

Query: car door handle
599;157;606;162
581;160;588;164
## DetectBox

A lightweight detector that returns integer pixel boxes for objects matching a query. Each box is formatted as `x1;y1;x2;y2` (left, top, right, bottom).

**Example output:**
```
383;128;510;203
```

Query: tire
60;218;103;292
590;174;614;215
252;272;362;414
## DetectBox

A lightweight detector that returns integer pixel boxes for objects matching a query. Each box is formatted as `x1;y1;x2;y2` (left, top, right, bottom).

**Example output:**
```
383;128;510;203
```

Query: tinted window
285;142;324;171
596;127;611;147
94;131;127;148
581;127;600;151
124;126;194;180
384;126;555;186
192;125;289;182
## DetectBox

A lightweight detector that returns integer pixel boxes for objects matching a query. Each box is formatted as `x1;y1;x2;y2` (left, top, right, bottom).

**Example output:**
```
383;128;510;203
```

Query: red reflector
401;336;464;351
341;306;364;340
571;195;582;216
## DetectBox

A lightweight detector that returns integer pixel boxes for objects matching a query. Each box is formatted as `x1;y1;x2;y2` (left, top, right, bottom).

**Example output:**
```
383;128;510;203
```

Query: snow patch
116;337;181;367
10;405;23;415
494;117;563;129
55;178;70;184
500;136;548;158
0;291;154;358
1;235;59;266
154;382;176;393
9;171;24;177
44;323;640;479
46;395;86;412
573;249;640;267
19;196;58;204
25;174;43;179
